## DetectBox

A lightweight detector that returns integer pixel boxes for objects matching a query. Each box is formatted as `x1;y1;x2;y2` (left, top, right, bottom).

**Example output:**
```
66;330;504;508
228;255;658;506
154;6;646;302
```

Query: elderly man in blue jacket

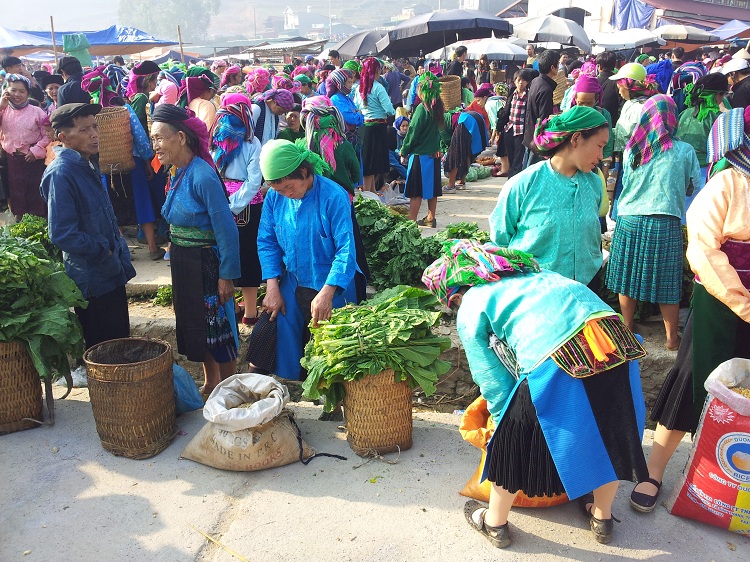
41;103;136;349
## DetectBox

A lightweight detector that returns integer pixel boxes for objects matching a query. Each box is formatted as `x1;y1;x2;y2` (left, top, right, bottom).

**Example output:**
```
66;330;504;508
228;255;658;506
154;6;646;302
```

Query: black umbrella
376;10;513;58
332;30;386;59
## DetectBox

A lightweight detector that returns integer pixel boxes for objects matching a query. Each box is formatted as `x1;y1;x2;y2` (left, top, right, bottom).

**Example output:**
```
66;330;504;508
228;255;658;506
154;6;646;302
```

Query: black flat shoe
578;495;618;545
464;500;511;548
630;477;662;513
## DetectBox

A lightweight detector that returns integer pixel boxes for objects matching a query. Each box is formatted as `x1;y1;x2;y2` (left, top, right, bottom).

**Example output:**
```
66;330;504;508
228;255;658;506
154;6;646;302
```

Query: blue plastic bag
174;364;203;415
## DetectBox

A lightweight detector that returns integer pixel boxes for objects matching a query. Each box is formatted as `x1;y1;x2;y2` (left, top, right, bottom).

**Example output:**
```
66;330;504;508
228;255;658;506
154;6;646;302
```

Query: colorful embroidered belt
550;315;646;378
365;118;387;125
170;224;216;247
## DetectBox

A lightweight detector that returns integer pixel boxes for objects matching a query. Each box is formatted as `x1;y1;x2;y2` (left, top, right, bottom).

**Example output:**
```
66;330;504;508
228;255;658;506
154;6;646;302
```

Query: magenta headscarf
182;75;214;105
219;65;241;89
81;66;120;108
220;92;251;108
245;67;270;95
572;75;602;105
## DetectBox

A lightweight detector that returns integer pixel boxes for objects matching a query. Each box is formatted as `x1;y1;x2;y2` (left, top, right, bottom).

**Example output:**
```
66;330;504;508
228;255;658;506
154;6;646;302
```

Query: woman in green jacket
401;72;445;228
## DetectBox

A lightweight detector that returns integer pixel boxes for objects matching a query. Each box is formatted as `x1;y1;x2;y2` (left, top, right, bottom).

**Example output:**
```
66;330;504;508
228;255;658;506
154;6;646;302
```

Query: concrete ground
0;388;743;561
4;172;743;560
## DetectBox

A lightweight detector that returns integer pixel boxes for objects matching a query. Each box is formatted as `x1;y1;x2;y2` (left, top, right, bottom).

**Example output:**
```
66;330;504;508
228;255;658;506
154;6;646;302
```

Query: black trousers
505;133;525;178
75;284;130;351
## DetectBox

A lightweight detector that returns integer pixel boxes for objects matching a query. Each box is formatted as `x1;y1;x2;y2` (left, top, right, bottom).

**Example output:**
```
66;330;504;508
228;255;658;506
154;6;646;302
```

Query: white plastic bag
704;358;750;416
203;373;290;431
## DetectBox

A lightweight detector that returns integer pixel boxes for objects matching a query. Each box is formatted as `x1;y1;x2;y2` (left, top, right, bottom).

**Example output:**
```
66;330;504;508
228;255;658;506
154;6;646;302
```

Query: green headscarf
418;71;442;109
185;66;219;89
532;105;608;153
342;60;361;74
260;139;332;181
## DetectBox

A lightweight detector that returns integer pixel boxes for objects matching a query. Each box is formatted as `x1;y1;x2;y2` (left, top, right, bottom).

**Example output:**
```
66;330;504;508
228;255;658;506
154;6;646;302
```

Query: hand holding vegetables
311;285;336;327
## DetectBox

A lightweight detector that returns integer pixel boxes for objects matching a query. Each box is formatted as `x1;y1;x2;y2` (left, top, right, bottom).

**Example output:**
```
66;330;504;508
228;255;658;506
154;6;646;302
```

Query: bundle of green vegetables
301;286;452;412
354;197;489;290
0;235;86;387
8;213;61;261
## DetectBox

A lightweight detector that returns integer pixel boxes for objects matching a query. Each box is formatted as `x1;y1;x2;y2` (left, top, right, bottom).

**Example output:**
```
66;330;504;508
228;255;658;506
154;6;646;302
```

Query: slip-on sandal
464;500;511;548
630;477;662;513
578;495;619;545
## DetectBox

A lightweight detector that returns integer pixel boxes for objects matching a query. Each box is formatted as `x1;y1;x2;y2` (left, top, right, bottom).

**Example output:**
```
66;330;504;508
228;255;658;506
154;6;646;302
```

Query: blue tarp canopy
0;25;53;55
5;25;176;56
713;20;750;41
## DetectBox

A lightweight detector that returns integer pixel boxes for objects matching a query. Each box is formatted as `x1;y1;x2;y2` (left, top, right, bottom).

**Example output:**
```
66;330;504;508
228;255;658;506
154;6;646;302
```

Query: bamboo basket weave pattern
439;75;462;110
84;338;176;459
343;369;413;457
0;342;43;435
96;106;135;173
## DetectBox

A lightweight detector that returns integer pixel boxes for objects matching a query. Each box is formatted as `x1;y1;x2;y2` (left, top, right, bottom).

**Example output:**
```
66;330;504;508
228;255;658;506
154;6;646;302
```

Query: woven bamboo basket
84;338;176;459
439;75;462;110
343;369;412;457
96;106;135;173
0;342;43;435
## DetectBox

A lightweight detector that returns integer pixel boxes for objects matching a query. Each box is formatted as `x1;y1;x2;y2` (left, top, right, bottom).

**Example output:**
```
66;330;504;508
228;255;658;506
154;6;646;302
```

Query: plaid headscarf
3;74;32;109
209;99;254;172
707;107;750;178
245;67;270;95
532;105;608;154
272;73;299;92
259;88;295;112
418;71;442;109
326;69;352;96
625;94;677;169
670;61;706;92
422;239;539;306
299;96;346;171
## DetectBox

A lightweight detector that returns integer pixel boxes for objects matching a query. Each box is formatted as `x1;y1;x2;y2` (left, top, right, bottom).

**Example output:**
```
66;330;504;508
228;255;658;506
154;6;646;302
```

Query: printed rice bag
666;359;750;535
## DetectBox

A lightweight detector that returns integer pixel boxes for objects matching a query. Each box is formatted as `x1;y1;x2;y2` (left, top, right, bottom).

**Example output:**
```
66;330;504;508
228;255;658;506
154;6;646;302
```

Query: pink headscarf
300;96;346;171
572;75;602;105
219;65;241;89
220;92;251;108
81;66;120;108
245;67;270;95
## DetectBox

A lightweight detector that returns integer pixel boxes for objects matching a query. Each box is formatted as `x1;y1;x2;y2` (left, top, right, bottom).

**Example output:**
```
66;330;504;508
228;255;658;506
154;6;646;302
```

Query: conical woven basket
96;106;135;173
343;369;413;457
84;338;176;459
0;342;43;435
439;75;462;110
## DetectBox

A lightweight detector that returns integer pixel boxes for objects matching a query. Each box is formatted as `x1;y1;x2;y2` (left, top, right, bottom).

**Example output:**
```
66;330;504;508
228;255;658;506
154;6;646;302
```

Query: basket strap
288;415;347;465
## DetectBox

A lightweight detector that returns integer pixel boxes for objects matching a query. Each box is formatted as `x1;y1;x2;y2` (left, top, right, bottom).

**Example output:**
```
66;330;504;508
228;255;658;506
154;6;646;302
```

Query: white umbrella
511;15;591;53
465;38;527;62
591;29;666;51
655;25;720;44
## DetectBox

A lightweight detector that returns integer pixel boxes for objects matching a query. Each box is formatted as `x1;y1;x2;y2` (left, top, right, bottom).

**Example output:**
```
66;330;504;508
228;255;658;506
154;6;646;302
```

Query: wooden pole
50;16;58;66
177;25;185;62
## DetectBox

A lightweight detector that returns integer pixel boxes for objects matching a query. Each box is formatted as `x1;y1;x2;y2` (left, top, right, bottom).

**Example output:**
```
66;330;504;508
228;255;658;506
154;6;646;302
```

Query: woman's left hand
217;278;235;305
24;152;36;163
311;285;336;327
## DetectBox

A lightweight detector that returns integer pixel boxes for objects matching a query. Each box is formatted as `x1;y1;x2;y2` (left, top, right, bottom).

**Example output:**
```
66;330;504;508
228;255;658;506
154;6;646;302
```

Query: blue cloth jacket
257;174;357;291
40;146;135;298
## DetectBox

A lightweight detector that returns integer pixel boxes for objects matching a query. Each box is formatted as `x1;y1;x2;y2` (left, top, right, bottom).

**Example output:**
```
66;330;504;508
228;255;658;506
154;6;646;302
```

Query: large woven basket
0;342;43;435
439;75;462;110
490;70;506;85
96;106;135;173
343;369;412;457
84;338;176;459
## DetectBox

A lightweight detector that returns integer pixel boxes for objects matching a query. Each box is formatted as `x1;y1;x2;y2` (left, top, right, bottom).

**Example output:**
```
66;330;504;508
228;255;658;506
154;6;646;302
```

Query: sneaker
443;186;457;194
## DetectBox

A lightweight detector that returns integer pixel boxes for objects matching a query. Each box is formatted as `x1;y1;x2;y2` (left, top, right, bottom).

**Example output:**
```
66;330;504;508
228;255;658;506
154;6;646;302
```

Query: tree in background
118;0;220;42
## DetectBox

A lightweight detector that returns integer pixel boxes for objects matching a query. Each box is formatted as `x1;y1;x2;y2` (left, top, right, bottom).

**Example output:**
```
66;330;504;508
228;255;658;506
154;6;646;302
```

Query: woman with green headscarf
257;139;359;382
490;105;610;287
676;72;730;222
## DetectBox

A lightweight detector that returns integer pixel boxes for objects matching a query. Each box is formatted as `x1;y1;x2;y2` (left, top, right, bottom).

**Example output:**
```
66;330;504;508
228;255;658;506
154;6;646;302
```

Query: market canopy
0;25;53;56
376;9;513;58
591;29;666;51
465;38;527;62
712;20;750;41
654;24;719;45
332;30;386;59
17;25;176;56
510;15;591;53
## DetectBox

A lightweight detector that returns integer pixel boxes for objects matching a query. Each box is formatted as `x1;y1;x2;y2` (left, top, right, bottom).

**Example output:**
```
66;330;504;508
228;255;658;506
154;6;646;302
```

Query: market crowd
0;39;748;548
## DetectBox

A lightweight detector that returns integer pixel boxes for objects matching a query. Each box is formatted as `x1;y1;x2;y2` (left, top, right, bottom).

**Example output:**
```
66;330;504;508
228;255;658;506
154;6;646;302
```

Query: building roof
644;0;750;23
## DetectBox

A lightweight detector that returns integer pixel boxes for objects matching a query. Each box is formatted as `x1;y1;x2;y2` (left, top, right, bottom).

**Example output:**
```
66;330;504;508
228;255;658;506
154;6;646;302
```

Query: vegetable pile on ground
301;286;452;412
0;233;86;399
8;213;61;261
354;197;489;290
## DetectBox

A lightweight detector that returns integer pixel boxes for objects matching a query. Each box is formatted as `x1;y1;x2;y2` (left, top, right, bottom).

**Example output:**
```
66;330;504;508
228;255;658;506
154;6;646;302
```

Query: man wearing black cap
56;56;92;106
1;56;44;103
40;103;135;349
